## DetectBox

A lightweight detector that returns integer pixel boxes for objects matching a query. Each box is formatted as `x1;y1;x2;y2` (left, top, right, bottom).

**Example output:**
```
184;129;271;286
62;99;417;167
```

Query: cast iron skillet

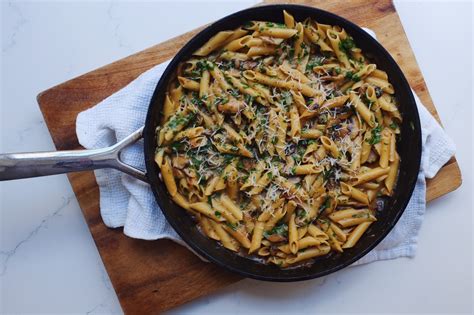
0;4;422;281
144;4;422;281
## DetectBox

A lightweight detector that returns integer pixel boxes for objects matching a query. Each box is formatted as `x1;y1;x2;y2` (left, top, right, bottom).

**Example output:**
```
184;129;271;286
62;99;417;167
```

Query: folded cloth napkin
76;28;455;265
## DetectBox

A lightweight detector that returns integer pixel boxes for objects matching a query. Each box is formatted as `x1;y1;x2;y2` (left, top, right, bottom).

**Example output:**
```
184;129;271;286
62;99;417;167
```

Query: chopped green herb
319;113;328;124
297;145;306;157
237;159;245;171
190;93;206;107
168;112;195;130
305;56;324;72
229;89;240;97
222;154;235;165
389;122;398;130
290;166;296;175
322;197;331;210
189;155;203;169
296;208;307;219
339;37;356;54
243;21;253;29
352;74;360;82
375;86;383;98
239;200;249;210
288;46;295;59
323;167;334;180
213;96;229;107
281;90;293;110
218;60;233;71
344;70;360;82
266;22;287;28
244;94;254;105
226;222;238;230
214;211;222;218
264;223;288;238
366;125;382;145
169;141;185;151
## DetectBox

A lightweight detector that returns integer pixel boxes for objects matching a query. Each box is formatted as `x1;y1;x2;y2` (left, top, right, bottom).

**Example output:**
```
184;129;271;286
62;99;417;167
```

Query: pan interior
143;4;421;281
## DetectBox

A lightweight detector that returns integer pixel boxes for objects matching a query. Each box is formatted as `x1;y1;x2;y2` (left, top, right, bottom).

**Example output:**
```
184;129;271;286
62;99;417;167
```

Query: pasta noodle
155;11;402;268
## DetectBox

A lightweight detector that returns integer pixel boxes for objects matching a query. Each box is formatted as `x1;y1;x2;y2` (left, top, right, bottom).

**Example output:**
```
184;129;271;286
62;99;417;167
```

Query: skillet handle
0;127;147;182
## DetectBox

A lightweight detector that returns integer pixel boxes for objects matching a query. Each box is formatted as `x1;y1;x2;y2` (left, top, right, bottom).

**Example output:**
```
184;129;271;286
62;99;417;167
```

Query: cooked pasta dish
155;10;401;267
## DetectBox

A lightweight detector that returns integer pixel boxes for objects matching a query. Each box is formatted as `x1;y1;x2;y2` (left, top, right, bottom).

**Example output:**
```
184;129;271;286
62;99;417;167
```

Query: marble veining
2;1;27;53
16;120;45;142
106;1;133;52
0;195;74;276
1;1;472;314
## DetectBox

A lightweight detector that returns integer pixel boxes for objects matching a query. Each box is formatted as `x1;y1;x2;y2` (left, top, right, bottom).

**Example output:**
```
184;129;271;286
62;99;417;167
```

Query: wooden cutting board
37;0;462;313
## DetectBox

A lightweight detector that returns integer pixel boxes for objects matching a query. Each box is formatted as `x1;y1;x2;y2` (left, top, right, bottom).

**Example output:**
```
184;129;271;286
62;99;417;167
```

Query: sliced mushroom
183;168;196;178
366;150;378;163
260;36;284;46
242;158;254;170
172;155;188;169
348;116;360;139
189;136;208;148
266;234;287;242
239;60;258;70
172;168;185;179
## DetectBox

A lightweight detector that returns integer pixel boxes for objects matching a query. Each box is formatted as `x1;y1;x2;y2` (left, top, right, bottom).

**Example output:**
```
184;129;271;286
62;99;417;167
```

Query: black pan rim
144;4;422;282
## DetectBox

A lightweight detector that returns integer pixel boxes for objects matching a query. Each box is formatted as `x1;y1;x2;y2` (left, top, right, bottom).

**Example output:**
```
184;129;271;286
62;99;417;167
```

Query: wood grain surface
37;0;462;313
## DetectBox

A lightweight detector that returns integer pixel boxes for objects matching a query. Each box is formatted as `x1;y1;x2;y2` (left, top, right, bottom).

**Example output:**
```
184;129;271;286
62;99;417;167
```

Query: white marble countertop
1;0;472;314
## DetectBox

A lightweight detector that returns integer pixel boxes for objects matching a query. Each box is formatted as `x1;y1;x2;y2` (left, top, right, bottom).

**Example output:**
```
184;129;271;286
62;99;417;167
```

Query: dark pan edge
144;4;422;282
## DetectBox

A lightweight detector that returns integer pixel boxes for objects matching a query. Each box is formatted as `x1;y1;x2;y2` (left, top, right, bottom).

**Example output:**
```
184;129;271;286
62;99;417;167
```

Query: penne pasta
385;152;400;194
220;194;243;220
156;10;402;267
285;245;331;265
259;27;298;39
194;31;234;56
352;167;390;186
283;10;295;28
199;70;210;98
190;202;225;222
249;221;265;254
161;156;177;197
320;136;339;158
340;182;369;205
288;213;298;254
342;222;372;248
243;70;318;97
223;35;252;51
209;220;240;252
326;29;351;68
200;216;220;241
350;92;376;127
222;225;252;249
379;128;391;168
178;76;200;91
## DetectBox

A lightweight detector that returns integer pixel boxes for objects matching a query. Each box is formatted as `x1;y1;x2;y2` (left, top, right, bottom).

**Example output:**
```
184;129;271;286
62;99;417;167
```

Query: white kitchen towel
76;28;455;265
